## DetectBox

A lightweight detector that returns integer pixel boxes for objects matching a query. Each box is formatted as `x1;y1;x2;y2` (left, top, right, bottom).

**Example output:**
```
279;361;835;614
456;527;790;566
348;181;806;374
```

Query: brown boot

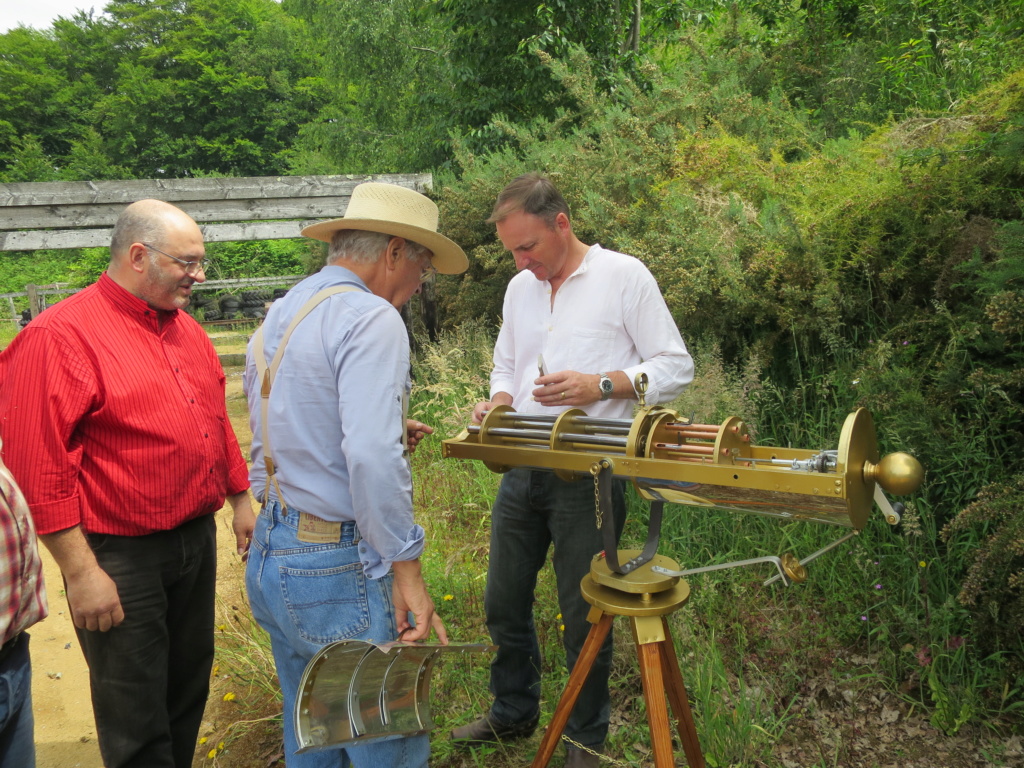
450;713;539;747
564;747;604;767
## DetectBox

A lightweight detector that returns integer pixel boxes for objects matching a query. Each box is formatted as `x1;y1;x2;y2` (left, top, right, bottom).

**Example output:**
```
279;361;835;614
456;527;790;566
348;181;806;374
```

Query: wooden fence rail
0;173;432;251
1;172;433;327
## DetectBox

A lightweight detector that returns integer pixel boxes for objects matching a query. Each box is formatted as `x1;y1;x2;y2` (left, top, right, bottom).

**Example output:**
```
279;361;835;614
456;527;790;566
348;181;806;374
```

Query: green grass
209;324;1023;766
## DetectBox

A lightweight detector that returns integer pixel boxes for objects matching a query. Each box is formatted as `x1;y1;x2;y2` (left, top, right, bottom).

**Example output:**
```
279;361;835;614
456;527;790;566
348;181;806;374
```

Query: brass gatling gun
442;376;924;584
442;378;923;768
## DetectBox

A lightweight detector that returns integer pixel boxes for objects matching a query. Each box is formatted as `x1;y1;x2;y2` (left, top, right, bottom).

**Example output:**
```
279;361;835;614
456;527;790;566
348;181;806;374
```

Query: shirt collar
97;272;179;326
563;243;602;282
320;263;373;291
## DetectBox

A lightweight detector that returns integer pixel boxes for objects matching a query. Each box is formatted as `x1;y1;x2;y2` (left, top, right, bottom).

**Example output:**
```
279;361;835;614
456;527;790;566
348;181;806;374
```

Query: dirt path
32;549;102;768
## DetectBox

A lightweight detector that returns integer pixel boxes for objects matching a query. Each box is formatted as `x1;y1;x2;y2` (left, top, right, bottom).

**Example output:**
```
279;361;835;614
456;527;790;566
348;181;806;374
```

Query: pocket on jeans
279;562;370;645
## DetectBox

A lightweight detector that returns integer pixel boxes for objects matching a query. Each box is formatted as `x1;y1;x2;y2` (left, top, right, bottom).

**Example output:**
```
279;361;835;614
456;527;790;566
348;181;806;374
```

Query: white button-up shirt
490;244;694;419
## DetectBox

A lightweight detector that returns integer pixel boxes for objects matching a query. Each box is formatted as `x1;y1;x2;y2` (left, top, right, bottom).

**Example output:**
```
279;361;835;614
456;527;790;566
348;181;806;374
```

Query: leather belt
0;632;21;667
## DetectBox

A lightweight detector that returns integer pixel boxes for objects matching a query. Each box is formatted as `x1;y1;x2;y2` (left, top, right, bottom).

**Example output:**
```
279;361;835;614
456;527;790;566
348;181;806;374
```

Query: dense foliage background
3;0;1023;758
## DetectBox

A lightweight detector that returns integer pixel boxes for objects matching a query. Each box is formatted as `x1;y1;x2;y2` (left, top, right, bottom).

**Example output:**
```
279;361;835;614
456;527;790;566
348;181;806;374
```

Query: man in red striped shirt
0;199;254;768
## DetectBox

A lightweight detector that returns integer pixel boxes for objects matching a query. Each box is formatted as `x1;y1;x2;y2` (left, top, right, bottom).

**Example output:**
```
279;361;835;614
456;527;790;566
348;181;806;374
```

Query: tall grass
213;323;1020;766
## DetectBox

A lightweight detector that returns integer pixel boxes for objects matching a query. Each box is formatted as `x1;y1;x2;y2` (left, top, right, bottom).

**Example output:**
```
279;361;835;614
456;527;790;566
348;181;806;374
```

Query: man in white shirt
454;173;693;767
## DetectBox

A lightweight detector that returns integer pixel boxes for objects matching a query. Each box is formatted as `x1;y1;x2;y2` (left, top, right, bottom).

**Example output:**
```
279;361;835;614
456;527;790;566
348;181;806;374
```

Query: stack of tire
218;294;242;320
240;289;271;320
190;292;221;321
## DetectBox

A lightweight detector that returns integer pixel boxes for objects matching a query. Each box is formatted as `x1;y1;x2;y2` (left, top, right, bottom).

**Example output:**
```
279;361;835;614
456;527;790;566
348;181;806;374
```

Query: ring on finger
561;391;566;400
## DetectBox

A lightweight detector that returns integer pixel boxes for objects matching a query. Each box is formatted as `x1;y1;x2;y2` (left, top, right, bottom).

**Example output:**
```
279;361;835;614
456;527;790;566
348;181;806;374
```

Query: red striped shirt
0;273;250;536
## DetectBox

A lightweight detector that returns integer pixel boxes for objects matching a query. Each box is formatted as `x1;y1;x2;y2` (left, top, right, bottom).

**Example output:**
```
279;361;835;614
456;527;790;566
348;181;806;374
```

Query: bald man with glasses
0;199;254;768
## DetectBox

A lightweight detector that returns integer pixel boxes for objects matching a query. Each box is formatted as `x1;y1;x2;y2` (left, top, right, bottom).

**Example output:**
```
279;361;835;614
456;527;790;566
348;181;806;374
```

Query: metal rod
478;427;551;441
662;429;721;440
468;422;630;437
653;555;791;586
559;433;628;448
762;531;857;586
492;413;634;428
654;443;716;455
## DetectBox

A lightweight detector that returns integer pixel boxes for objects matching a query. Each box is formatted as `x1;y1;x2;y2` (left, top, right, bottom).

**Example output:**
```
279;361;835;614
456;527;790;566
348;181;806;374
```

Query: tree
0;0;327;180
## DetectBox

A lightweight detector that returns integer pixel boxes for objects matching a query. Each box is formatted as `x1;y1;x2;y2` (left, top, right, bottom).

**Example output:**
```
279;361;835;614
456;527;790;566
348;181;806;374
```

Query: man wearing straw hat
243;181;466;768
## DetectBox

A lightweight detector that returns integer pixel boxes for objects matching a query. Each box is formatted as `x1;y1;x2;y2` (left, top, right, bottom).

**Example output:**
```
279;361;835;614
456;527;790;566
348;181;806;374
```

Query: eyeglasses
419;262;438;283
142;243;208;276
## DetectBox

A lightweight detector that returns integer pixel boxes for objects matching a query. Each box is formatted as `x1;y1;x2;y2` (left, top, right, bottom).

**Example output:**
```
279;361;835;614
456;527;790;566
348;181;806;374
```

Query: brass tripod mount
531;549;703;768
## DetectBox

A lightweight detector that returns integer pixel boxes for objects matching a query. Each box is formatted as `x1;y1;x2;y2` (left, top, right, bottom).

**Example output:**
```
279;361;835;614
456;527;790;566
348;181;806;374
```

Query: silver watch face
600;375;613;396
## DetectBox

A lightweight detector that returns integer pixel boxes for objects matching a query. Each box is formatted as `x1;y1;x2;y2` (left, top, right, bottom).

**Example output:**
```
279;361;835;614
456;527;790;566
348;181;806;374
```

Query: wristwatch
598;373;614;401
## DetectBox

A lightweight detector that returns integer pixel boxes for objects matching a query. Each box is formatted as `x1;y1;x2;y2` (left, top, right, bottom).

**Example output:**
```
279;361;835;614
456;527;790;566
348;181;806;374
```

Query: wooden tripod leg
658;617;705;768
637;639;677;768
531;611;614;768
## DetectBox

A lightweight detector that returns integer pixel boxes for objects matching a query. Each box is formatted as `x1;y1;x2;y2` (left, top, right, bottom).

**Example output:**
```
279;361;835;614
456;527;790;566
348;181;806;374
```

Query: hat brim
301;218;468;275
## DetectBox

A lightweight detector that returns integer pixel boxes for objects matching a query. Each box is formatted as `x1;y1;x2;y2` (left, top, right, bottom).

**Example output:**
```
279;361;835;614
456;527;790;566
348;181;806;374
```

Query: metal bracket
873;484;904;525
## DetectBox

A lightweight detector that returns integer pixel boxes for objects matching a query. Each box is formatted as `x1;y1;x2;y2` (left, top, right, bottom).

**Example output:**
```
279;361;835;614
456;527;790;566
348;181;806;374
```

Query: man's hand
405;420;434;454
228;491;256;560
391;559;448;644
472;393;513;424
40;526;125;632
65;565;125;632
532;369;602;407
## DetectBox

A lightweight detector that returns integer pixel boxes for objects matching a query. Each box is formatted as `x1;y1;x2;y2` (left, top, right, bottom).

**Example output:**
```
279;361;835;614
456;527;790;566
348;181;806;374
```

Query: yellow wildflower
223;692;236;702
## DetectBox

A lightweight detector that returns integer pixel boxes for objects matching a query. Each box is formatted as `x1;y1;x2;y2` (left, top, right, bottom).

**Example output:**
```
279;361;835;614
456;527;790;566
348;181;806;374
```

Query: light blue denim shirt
243;265;424;579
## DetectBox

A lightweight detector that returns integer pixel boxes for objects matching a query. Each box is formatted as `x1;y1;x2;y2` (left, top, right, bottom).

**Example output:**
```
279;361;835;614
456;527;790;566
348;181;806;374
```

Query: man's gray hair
110;206;165;257
327;229;429;264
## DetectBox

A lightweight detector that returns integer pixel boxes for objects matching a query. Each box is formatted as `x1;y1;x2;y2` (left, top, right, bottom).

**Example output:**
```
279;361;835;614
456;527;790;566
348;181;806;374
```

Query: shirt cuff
28;496;83;536
360;527;426;580
226;458;251;497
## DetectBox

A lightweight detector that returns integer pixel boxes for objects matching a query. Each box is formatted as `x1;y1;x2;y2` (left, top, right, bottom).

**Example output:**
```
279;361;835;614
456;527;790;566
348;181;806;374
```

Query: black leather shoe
450;713;540;746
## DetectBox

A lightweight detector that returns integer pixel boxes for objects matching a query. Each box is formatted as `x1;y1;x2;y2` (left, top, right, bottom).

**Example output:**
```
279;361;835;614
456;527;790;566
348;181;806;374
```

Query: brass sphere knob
866;452;924;495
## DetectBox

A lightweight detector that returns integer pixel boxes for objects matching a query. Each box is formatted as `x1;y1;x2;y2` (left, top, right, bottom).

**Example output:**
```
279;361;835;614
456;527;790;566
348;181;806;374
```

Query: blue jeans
245;500;429;768
485;468;626;749
0;632;35;768
77;514;217;768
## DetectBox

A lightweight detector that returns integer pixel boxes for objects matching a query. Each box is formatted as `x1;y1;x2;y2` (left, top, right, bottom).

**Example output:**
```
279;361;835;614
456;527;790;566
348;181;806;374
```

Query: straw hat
301;182;468;275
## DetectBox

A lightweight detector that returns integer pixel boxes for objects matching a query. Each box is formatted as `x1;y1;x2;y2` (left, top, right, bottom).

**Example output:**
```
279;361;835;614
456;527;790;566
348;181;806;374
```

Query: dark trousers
0;632;35;768
76;514;217;768
485;468;626;749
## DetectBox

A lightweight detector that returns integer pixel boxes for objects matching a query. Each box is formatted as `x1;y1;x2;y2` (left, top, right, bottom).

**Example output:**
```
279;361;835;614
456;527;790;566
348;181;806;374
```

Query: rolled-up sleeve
620;267;693;404
335;305;424;578
0;326;95;534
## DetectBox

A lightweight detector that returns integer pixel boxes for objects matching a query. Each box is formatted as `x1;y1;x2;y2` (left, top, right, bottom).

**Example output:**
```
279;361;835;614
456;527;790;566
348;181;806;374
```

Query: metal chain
560;734;635;768
591;462;603;531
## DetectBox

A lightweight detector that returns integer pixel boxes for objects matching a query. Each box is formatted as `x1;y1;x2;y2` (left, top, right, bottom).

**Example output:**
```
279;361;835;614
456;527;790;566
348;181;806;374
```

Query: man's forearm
39;525;102;580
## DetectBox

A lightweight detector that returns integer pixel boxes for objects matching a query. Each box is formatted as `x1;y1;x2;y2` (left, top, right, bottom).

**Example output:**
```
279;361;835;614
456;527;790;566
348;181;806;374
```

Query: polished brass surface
865;451;925;496
590;549;680;595
551;408;588;481
781;553;808;583
837;408;878;529
478;404;515;474
444;405;923;531
581;569;691;617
